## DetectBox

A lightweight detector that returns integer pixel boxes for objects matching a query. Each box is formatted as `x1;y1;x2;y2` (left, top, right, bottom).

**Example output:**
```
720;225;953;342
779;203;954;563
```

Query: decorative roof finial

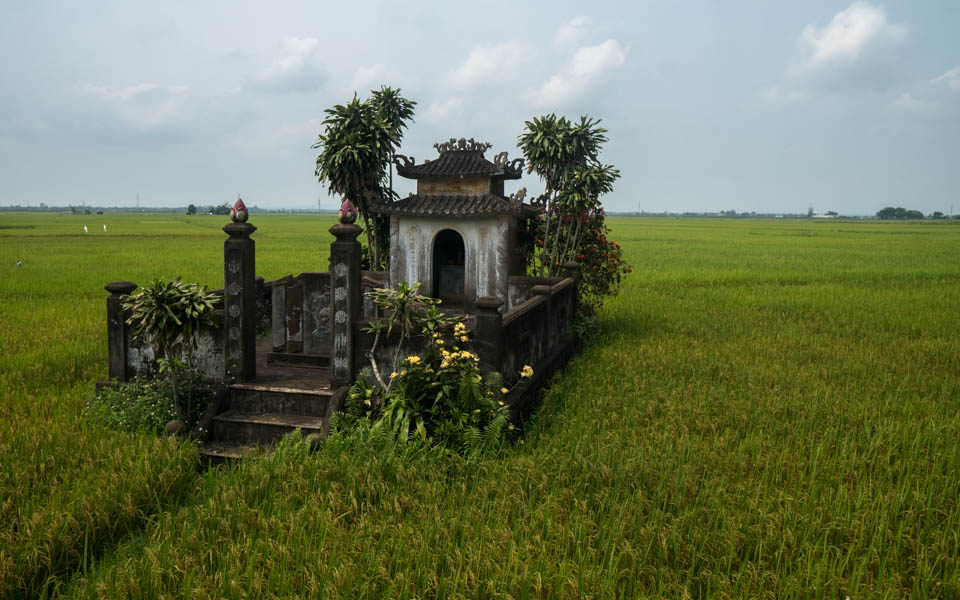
231;197;248;223
338;197;358;224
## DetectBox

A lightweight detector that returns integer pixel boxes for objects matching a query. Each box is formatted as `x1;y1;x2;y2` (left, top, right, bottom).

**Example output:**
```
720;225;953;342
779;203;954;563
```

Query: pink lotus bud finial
338;197;357;224
231;197;248;223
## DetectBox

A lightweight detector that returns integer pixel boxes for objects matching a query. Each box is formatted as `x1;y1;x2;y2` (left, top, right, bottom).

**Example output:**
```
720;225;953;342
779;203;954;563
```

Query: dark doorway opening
432;229;465;306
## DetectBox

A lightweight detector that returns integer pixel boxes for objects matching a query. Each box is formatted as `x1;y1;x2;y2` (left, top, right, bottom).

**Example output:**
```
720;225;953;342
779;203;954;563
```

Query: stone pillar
223;222;257;383
474;296;504;374
329;224;362;388
105;281;137;381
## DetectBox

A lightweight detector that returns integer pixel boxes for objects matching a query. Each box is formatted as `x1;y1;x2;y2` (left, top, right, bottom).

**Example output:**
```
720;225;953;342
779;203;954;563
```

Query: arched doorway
432;229;465;305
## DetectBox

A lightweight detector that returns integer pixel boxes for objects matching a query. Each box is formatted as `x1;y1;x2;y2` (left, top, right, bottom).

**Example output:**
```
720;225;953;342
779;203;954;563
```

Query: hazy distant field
1;213;958;598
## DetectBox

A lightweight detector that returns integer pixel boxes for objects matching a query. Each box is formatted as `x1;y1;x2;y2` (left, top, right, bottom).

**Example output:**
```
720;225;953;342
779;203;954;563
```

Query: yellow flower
454;322;466;332
390;372;398;379
498;400;505;406
473;374;482;383
474;409;481;413
459;335;469;343
433;332;442;339
436;339;444;346
521;365;534;378
508;424;515;431
460;351;472;359
400;369;407;377
500;387;509;395
406;355;421;365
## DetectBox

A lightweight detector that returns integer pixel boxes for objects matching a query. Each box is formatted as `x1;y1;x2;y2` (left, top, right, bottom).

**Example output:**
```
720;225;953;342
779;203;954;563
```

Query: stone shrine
382;138;538;312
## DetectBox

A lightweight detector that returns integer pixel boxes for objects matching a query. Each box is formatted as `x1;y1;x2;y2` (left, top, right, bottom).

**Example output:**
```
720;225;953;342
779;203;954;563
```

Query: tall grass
2;214;959;597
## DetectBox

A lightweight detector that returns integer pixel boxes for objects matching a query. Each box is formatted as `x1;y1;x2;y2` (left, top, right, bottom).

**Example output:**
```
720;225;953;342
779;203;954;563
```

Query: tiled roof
376;193;539;217
395;151;523;180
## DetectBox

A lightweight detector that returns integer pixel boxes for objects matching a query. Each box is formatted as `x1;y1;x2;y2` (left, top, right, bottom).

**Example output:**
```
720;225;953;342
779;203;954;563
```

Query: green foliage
122;277;218;420
122;278;218;361
3;214;960;598
312;87;415;268
87;368;214;434
350;284;526;454
186;204;197;215
877;206;925;219
517;114;621;278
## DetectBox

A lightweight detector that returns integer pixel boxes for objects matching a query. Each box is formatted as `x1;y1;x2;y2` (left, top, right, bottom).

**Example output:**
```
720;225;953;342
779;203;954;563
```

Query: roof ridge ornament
433;137;493;154
492;151;525;173
509;187;527;203
393;154;416;169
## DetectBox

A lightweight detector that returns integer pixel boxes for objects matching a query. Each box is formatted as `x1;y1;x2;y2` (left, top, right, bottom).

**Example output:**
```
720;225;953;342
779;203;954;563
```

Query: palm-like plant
518;114;619;276
313;88;415;269
369;86;416;198
122;278;218;420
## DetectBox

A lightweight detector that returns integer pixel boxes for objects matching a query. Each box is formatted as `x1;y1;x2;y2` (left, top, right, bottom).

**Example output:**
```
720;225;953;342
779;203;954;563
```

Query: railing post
474;296;504;374
223;219;257;383
105;281;137;381
531;284;552;356
329;223;362;388
562;260;580;316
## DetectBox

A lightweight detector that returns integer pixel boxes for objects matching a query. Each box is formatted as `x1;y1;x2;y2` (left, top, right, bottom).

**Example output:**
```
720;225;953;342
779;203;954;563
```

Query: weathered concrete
105;280;137;381
223;221;257;383
330;224;362;387
389;216;509;310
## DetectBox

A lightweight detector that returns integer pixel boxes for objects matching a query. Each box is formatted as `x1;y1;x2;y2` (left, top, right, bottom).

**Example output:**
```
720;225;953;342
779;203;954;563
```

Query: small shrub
343;284;532;457
88;368;214;434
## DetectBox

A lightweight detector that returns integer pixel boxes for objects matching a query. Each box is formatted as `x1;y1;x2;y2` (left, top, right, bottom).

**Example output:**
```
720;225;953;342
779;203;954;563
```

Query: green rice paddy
1;212;958;598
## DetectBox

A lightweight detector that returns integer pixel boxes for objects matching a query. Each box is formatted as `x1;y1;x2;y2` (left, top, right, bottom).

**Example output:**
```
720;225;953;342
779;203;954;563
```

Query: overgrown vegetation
87;368;214;434
121;277;218;422
341;282;528;456
517;114;629;317
1;213;959;598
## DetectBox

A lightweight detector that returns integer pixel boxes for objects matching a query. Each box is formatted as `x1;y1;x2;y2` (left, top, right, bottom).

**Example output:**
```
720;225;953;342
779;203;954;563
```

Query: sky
0;1;957;215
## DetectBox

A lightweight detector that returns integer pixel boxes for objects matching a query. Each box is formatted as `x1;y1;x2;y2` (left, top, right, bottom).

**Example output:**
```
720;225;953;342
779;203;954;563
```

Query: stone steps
211;410;326;445
198;362;348;466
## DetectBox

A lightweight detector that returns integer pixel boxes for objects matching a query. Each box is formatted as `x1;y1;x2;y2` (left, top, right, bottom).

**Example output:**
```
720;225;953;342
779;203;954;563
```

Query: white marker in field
83;225;88;233
103;224;107;232
16;261;22;268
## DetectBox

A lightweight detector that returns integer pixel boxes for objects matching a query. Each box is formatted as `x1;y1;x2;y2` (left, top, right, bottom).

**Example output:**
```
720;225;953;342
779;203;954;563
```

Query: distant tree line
876;206;926;220
186;204;230;215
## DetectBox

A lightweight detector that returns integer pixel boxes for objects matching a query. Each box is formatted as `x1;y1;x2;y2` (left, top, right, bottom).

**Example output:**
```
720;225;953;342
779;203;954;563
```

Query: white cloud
80;83;191;131
248;37;326;93
789;1;906;78
931;65;960;91
531;39;628;108
262;117;324;148
892;92;936;114
350;65;390;94
423;97;463;122
451;41;535;87
553;16;590;47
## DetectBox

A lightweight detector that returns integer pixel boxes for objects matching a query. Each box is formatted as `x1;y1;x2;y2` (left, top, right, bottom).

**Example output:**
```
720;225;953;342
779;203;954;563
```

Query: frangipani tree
517;114;620;277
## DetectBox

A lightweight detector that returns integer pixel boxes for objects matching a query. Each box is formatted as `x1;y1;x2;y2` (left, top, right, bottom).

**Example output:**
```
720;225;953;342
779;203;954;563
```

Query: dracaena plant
122;278;218;421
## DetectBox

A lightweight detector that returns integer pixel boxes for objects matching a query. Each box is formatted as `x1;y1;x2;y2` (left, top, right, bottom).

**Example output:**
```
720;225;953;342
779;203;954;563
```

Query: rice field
1;212;958;598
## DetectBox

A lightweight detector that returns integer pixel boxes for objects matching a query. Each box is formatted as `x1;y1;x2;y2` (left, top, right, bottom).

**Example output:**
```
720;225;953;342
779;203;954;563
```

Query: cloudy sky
1;1;957;215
